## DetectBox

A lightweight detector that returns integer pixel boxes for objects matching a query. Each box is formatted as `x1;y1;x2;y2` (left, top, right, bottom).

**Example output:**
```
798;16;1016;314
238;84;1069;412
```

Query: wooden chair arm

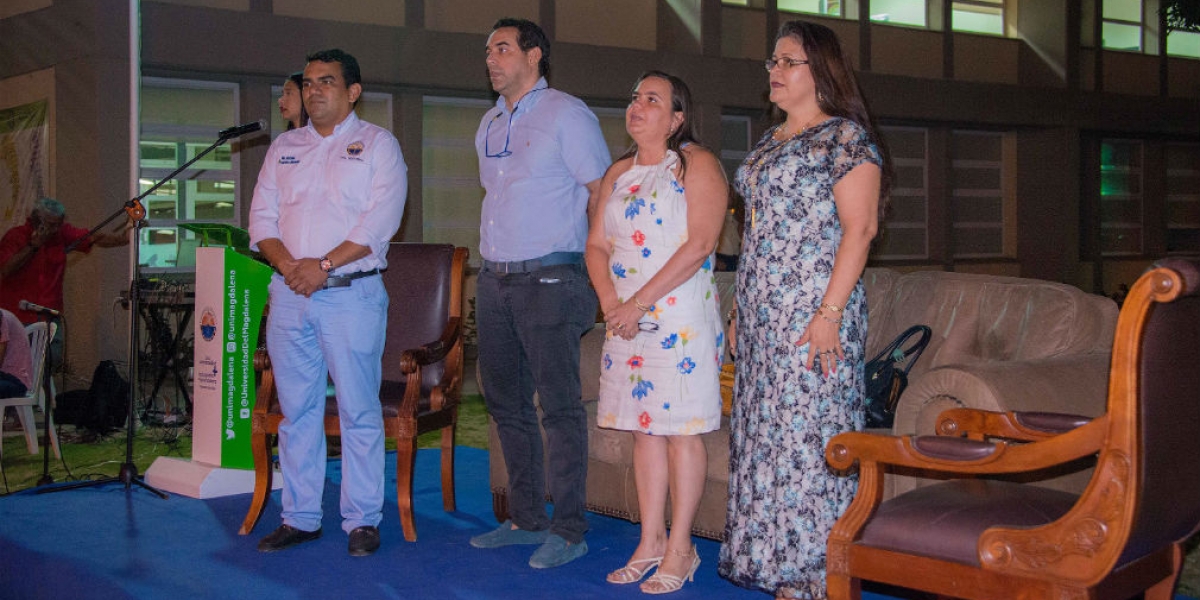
398;316;462;375
826;417;1107;477
252;348;272;416
936;408;1093;442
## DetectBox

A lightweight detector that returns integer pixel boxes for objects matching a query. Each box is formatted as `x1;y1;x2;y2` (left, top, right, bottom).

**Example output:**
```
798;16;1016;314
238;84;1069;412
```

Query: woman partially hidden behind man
591;18;891;600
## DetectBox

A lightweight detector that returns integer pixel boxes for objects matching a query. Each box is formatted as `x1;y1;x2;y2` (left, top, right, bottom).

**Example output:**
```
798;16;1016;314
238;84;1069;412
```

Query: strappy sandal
606;555;663;584
640;546;700;595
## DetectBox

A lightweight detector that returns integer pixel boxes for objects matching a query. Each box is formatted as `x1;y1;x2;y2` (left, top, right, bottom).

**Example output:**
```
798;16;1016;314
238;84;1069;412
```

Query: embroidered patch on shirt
279;155;300;164
345;141;365;160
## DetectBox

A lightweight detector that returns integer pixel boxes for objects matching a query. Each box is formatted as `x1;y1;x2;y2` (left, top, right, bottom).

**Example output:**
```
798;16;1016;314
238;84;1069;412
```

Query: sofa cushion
868;271;1116;380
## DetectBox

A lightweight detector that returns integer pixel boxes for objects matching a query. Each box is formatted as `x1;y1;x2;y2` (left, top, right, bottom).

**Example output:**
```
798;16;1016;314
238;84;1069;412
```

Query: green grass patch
2;394;488;496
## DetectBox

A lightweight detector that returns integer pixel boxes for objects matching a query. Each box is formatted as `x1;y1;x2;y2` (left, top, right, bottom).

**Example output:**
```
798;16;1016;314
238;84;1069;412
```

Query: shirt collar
306;110;361;138
492;77;550;115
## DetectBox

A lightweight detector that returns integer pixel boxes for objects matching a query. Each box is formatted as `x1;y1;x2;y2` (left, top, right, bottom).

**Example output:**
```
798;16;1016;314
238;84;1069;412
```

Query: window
421;97;491;265
1102;0;1143;52
870;0;926;27
1166;143;1200;253
952;0;1003;35
1099;139;1144;256
721;0;842;13
139;78;240;271
876;126;929;259
1167;29;1200;58
719;115;753;180
950;130;1006;258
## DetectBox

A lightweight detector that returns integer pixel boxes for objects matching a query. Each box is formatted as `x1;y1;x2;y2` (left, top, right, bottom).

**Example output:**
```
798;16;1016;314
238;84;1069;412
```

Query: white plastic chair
0;322;61;459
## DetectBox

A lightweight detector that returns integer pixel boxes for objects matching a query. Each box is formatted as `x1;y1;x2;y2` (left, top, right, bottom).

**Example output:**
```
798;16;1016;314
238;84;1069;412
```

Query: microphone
19;300;61;317
218;119;266;138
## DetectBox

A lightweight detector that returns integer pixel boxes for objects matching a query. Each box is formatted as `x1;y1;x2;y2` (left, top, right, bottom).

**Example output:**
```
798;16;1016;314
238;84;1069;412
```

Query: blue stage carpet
1;448;1195;600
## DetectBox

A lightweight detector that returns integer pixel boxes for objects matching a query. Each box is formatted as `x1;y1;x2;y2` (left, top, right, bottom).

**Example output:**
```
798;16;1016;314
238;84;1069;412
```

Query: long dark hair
617;70;701;178
285;71;309;130
777;21;893;221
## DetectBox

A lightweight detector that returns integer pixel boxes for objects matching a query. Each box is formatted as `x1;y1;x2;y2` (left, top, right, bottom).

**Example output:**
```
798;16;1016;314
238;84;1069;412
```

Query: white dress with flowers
596;150;724;436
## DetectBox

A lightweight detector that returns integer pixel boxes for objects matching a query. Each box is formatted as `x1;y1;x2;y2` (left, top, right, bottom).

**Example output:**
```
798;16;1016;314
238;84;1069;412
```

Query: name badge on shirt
343;141;365;162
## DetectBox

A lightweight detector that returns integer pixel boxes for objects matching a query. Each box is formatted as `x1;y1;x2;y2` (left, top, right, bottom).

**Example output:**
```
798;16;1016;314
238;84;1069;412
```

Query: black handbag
864;325;932;429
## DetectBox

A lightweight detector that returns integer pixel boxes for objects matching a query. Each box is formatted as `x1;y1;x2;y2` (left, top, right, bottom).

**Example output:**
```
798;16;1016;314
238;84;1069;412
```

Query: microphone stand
41;129;247;498
35;312;57;487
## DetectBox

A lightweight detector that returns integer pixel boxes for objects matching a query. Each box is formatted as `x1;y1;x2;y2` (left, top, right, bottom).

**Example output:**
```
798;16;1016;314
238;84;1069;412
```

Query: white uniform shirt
249;112;406;275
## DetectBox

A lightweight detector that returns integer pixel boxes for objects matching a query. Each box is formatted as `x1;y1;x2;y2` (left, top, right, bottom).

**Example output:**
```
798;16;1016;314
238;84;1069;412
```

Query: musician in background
0;197;131;367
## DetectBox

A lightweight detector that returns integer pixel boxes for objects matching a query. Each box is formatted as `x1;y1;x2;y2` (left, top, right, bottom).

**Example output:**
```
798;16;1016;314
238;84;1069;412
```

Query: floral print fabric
719;118;880;599
596;150;723;436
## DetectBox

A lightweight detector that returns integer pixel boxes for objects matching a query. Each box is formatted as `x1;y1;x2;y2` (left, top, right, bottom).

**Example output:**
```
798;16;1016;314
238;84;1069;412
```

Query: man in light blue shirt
248;49;406;558
468;18;610;569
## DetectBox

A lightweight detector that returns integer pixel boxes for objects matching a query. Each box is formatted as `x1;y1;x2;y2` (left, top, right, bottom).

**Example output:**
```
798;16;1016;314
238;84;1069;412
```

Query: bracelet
820;302;843;313
633;295;652;312
819;313;842;325
726;308;737;322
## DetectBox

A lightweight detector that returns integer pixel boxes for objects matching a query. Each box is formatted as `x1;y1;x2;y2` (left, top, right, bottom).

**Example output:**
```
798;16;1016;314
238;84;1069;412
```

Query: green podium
146;225;274;497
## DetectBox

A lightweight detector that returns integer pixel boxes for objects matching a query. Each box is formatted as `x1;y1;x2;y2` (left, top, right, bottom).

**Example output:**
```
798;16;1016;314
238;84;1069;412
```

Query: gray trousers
475;262;598;543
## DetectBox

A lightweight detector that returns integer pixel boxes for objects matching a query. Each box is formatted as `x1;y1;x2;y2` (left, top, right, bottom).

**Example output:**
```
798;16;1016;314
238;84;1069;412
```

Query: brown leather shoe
257;524;321;552
348;525;380;557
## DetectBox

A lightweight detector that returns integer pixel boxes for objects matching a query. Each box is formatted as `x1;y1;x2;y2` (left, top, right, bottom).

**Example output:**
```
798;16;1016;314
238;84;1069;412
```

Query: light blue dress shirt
475;77;611;262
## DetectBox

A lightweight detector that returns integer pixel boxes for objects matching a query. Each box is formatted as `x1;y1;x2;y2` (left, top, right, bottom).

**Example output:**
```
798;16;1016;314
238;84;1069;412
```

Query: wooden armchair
825;258;1200;600
239;243;469;542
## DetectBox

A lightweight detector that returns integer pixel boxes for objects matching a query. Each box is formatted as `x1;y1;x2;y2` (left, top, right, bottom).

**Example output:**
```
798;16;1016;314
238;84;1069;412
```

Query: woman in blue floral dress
719;21;891;600
586;71;728;594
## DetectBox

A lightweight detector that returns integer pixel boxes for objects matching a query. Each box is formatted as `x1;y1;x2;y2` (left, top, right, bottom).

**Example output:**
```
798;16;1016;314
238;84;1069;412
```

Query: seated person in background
1;308;33;398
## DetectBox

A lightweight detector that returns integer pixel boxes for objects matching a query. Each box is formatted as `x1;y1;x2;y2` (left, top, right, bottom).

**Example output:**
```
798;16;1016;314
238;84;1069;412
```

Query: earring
817;91;826;104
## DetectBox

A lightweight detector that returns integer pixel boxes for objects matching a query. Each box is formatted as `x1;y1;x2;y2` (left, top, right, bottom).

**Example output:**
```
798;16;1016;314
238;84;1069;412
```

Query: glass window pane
779;0;841;16
953;225;1002;256
189;180;236;220
953;196;1002;222
1102;21;1142;51
1167;29;1200;58
1168;228;1200;253
874;225;927;259
355;93;392;130
888;195;926;222
893;165;926;190
140;141;179;168
141;179;178;220
1100;139;1143;256
952;5;1002;35
1100;227;1142;255
1102;0;1141;23
185;143;232;170
870;0;926;27
142;85;236;129
721;117;751;152
140;227;179;268
140;79;240;272
953;167;1001;189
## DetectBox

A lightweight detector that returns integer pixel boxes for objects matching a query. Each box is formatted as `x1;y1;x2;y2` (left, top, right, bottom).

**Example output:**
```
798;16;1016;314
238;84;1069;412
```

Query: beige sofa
486;268;1119;540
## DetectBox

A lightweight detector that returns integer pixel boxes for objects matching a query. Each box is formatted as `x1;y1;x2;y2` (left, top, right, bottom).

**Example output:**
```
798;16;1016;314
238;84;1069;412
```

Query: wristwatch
319;256;334;273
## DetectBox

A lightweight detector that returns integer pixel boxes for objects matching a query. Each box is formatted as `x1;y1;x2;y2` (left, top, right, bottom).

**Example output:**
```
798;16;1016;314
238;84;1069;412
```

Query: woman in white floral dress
585;70;728;594
719;21;891;600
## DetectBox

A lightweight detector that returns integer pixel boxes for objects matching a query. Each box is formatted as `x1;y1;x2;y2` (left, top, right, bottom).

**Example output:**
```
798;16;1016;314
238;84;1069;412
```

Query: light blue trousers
265;274;387;534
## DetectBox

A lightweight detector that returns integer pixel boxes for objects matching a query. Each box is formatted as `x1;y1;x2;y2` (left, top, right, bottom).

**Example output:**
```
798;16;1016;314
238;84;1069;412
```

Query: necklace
748;114;829;229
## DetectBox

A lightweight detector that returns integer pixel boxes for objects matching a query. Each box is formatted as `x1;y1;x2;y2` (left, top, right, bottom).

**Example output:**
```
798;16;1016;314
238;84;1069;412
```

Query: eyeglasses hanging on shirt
484;86;548;158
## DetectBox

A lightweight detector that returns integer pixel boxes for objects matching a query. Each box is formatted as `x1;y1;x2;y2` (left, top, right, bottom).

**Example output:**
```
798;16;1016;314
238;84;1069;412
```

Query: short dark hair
305;48;361;88
493;18;550;79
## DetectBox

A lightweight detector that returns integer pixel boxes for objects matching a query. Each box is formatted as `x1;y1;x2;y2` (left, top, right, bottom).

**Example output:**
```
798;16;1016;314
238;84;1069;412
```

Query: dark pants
476;262;598;544
0;371;27;398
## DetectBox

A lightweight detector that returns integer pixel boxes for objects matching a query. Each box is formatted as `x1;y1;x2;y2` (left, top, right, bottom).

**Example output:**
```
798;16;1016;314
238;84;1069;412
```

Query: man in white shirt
248;49;406;557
